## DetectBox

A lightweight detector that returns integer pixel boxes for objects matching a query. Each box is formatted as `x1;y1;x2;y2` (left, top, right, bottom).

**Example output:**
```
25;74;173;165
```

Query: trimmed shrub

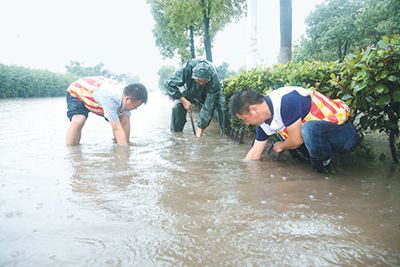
0;64;78;99
332;35;400;162
223;35;400;162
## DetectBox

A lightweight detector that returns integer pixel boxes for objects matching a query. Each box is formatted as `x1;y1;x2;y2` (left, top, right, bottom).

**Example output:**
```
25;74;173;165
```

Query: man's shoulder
274;86;311;95
72;77;124;93
93;89;121;104
268;87;310;100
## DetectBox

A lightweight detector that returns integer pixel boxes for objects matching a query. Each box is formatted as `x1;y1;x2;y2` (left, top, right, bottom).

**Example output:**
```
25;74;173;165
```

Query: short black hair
229;89;265;115
124;83;148;104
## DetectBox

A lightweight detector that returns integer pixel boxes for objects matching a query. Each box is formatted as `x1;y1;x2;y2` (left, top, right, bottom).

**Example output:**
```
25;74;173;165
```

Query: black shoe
311;158;332;173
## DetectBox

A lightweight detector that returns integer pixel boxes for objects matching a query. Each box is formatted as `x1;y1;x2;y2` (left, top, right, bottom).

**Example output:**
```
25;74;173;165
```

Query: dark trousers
301;120;361;161
170;99;227;134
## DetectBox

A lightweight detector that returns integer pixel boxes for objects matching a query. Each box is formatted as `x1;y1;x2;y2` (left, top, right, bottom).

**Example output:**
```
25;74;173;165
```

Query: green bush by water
0;64;77;98
223;35;400;162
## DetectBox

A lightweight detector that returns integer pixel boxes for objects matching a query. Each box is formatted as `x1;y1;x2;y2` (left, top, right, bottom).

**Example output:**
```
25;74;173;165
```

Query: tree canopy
293;0;400;62
147;0;246;62
64;61;139;83
157;65;176;93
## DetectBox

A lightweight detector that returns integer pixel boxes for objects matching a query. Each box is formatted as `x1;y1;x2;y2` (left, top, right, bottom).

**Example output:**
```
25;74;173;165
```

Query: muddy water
0;92;399;266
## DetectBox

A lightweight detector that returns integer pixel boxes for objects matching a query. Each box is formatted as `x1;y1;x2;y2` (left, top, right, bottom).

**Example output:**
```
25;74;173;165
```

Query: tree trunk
279;0;292;64
389;131;399;164
246;0;258;69
387;108;399;164
202;0;213;62
338;40;343;62
343;40;349;58
189;25;195;59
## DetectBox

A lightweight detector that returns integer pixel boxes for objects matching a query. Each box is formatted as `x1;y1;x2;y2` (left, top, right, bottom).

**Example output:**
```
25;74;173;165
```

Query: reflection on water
0;93;399;266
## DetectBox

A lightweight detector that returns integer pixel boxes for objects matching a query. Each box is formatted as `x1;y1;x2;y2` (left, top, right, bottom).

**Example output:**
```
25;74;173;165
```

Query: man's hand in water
196;128;203;137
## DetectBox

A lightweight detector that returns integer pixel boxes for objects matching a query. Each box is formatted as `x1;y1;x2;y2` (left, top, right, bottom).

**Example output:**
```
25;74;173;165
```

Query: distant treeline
0;64;78;99
0;61;141;99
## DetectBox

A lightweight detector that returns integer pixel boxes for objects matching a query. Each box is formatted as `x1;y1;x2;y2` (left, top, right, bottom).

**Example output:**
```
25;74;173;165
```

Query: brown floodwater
0;92;399;266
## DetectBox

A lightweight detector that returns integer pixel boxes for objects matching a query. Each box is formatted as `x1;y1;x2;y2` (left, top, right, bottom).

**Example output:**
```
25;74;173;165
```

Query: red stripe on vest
84;96;96;103
313;93;337;114
327;114;339;124
84;77;101;87
72;82;86;90
309;105;326;120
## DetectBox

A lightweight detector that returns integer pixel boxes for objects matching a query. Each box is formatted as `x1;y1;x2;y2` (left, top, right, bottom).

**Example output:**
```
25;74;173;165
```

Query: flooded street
0;92;399;266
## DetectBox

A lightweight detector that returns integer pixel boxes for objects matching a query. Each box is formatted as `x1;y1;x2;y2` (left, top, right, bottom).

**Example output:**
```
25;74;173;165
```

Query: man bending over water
65;76;148;146
165;59;227;137
229;87;360;173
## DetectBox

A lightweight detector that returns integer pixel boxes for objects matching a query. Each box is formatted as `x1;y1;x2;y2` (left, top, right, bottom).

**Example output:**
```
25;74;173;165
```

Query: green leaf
387;75;398;82
377;40;387;49
365;96;375;104
393;90;400;103
376;95;391;106
341;94;353;100
378;71;389;80
354;83;367;93
360;115;369;129
375;84;388;94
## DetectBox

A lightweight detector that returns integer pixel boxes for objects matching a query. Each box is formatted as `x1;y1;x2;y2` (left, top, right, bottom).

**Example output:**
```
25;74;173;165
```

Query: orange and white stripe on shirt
67;77;119;116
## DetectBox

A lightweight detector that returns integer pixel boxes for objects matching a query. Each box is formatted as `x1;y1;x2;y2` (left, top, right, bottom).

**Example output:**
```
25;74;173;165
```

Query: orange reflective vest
67;76;121;116
259;87;350;140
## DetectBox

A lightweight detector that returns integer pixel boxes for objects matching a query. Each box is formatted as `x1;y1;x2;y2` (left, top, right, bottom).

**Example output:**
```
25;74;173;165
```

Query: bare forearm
274;120;304;152
245;140;267;161
113;128;129;146
121;123;130;143
245;149;262;161
273;138;303;152
118;115;131;144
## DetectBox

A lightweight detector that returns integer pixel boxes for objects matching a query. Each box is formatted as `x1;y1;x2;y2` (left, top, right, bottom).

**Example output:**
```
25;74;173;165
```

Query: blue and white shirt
255;87;312;141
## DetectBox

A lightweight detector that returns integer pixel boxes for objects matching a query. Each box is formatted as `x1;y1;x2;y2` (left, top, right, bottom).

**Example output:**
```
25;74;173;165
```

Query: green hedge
0;64;78;98
223;61;339;134
333;35;400;162
223;35;400;162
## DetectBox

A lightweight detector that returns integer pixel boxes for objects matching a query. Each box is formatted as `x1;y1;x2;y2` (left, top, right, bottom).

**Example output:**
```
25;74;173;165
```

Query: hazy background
0;0;323;89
